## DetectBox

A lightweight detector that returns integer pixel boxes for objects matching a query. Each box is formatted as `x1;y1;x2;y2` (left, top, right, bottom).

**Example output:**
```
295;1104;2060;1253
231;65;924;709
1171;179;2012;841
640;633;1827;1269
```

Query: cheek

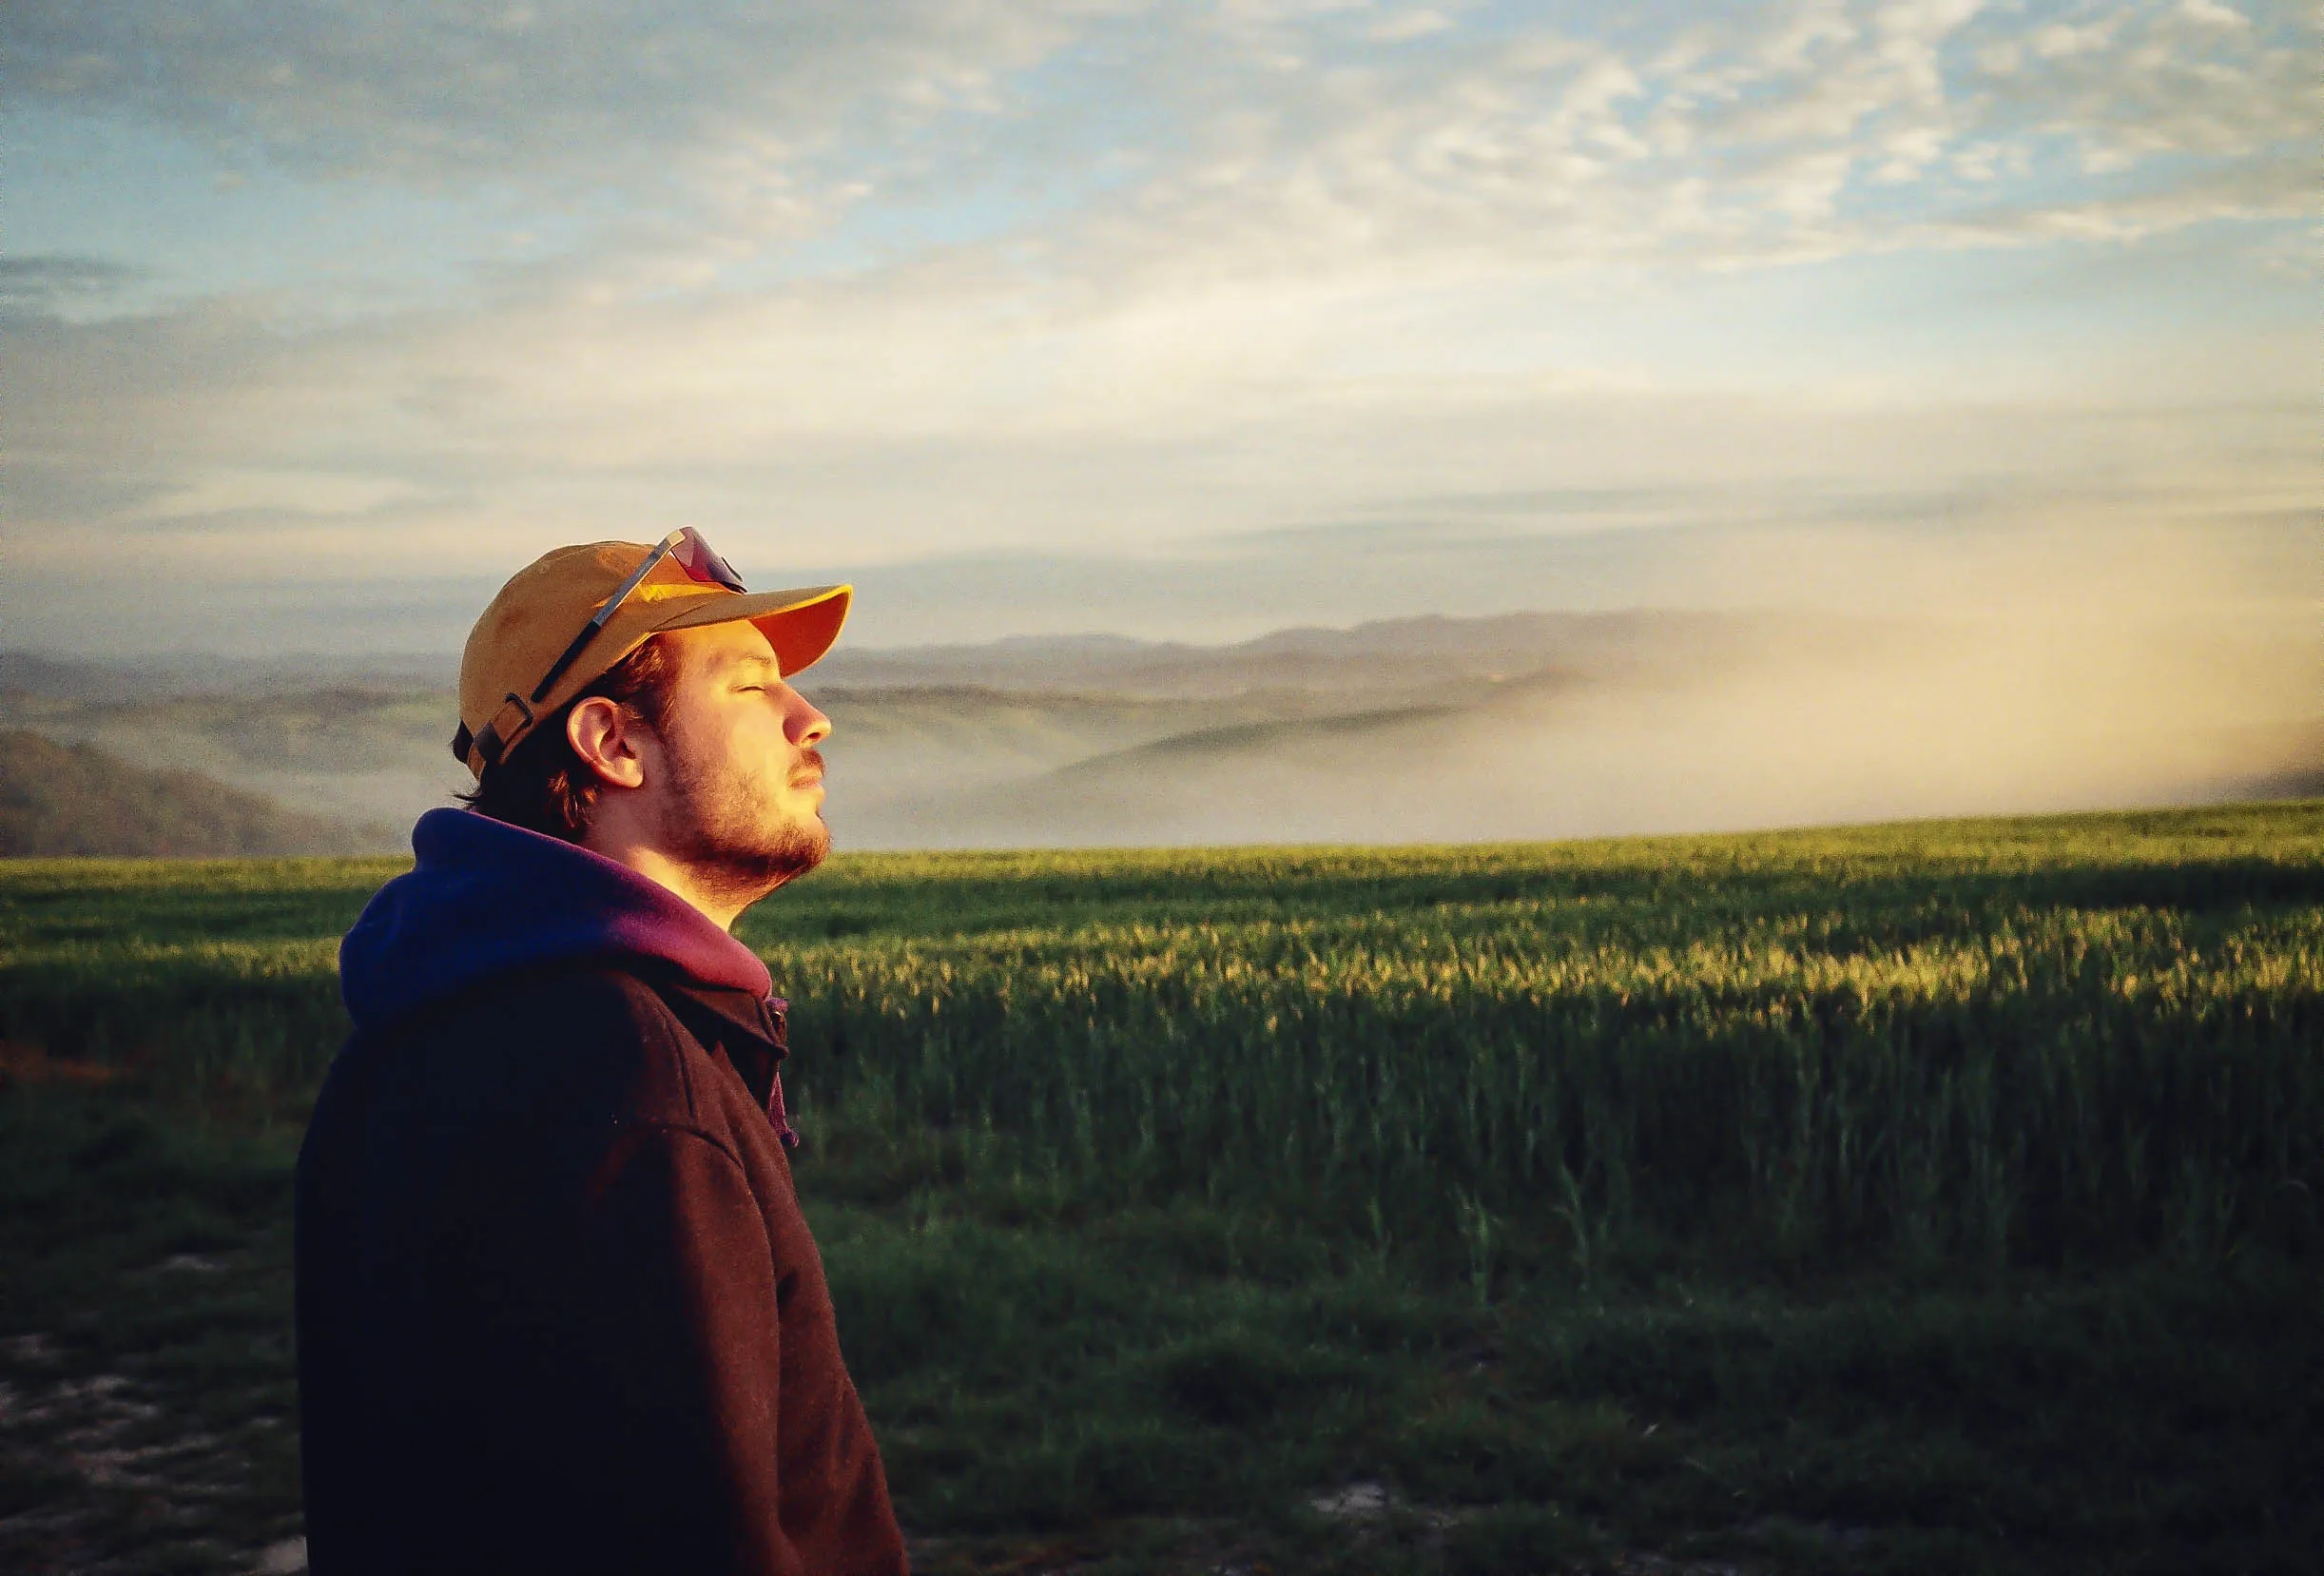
668;703;785;788
732;710;802;780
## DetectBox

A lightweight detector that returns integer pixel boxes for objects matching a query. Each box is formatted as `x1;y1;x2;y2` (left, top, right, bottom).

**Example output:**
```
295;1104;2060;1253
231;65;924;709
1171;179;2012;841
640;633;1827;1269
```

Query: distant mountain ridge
2;609;1800;703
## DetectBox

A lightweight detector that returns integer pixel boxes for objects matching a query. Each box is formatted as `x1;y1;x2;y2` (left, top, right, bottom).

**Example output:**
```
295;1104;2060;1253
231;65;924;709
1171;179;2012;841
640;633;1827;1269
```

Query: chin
705;808;829;895
784;810;833;866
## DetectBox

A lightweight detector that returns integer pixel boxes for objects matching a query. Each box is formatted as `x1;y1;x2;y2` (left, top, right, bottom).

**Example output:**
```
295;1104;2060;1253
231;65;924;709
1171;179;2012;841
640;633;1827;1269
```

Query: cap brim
651;583;851;678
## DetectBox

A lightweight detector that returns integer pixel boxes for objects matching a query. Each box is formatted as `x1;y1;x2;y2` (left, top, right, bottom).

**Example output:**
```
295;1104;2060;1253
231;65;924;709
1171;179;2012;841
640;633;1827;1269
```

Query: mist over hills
3;604;2314;853
809;610;1794;699
0;686;456;839
0;731;390;858
0;651;458;703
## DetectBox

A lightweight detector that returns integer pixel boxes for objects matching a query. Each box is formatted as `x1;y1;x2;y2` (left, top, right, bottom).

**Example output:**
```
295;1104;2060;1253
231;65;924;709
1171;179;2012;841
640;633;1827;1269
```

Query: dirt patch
1;1333;61;1368
0;1041;118;1089
1307;1479;1459;1532
150;1255;228;1275
1308;1480;1391;1518
0;1338;290;1575
249;1536;306;1573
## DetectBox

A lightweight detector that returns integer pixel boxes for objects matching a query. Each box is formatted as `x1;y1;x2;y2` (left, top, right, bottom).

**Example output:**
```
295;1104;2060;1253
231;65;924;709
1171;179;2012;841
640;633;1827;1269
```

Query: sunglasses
455;527;746;767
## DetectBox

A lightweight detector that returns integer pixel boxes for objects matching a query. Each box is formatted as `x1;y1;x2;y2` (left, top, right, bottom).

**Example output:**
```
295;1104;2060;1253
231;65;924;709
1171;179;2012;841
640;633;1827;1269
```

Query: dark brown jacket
296;955;906;1574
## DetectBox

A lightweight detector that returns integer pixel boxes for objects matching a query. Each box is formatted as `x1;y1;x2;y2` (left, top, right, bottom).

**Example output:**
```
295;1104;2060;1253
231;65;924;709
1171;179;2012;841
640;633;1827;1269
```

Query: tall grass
759;812;2323;1274
4;808;2318;1274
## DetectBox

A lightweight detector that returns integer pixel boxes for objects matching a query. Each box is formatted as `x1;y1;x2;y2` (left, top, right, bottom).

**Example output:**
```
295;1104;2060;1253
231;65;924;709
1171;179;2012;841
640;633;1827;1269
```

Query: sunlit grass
1;803;2318;1572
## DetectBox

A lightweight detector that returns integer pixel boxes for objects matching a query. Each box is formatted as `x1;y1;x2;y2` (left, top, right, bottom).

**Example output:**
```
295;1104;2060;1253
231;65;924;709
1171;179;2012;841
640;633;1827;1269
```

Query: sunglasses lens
672;529;746;592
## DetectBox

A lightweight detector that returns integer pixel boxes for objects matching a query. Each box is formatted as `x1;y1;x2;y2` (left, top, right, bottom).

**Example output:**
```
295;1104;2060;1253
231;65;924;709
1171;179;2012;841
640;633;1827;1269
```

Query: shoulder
420;962;727;1134
452;962;683;1034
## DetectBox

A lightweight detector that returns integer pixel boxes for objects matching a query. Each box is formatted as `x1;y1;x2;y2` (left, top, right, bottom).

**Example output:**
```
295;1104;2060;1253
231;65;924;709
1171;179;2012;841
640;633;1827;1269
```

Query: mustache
790;749;826;786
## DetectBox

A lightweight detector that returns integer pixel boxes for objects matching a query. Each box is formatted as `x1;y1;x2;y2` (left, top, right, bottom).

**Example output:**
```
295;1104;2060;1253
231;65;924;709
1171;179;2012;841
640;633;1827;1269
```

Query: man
295;533;907;1575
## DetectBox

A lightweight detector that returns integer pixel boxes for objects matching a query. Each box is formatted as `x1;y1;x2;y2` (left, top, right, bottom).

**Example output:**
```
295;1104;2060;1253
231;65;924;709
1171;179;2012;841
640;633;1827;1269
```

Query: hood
340;807;772;1031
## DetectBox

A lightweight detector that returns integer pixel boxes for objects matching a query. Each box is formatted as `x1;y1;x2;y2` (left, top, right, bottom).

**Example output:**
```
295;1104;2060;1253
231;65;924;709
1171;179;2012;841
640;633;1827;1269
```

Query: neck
582;830;759;933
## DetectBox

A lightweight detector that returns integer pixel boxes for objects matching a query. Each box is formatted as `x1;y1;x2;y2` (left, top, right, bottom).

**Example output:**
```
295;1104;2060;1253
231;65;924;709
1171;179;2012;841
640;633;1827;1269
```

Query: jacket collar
641;963;801;1150
340;807;773;1031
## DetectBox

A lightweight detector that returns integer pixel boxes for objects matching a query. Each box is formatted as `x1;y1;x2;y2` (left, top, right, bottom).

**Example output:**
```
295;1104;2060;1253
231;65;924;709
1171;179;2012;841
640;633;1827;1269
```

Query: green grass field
2;804;2319;1573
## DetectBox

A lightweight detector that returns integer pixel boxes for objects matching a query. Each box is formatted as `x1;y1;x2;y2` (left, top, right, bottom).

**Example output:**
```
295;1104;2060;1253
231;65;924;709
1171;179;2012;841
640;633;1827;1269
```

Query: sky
4;0;2315;654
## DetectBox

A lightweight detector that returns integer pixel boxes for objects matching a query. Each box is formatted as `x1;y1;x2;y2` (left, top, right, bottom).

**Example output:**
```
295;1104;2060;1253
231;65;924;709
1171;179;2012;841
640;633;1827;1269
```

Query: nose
782;683;831;748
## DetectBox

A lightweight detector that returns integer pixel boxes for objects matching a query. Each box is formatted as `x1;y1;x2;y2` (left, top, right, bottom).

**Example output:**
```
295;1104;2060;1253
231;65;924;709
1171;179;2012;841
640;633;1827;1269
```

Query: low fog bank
829;611;2315;848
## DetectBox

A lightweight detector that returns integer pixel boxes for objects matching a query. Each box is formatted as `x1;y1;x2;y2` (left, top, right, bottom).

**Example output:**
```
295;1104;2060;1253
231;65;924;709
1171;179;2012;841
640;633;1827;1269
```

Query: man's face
648;620;834;903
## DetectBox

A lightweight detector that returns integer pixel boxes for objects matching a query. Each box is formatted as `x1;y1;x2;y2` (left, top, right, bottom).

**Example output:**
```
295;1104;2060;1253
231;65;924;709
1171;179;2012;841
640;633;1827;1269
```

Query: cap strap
458;692;536;773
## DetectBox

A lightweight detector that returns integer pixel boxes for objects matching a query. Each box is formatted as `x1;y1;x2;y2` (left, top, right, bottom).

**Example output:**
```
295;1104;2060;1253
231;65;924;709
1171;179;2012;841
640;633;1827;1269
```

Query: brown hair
459;637;680;842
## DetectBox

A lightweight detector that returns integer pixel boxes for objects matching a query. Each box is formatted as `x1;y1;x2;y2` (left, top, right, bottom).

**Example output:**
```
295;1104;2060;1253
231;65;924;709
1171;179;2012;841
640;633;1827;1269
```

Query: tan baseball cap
453;535;850;778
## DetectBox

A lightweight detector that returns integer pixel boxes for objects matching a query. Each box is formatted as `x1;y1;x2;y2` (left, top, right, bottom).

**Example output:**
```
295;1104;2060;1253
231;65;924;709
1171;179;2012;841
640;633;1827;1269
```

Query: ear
566;696;650;790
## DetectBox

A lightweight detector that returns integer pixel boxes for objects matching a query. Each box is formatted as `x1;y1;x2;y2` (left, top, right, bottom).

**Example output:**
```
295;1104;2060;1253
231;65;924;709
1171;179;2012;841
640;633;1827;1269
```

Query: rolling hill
0;731;395;857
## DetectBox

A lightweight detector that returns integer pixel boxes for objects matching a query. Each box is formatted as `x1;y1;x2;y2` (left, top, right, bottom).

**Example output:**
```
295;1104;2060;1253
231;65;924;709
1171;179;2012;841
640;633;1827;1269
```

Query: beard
656;734;830;911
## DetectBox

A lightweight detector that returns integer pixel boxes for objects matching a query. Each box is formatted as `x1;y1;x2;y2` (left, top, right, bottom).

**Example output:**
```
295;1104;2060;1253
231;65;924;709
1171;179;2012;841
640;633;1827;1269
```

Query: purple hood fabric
340;807;774;1031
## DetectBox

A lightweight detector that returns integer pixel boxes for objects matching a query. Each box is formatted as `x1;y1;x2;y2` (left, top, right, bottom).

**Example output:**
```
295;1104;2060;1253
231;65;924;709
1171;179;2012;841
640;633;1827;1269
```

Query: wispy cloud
0;254;145;315
2;2;2314;651
12;1;2308;294
6;1;1113;180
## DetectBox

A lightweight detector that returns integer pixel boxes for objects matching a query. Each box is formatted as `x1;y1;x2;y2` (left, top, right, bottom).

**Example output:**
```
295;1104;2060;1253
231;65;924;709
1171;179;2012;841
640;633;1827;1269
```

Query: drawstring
762;996;800;1149
766;1073;801;1150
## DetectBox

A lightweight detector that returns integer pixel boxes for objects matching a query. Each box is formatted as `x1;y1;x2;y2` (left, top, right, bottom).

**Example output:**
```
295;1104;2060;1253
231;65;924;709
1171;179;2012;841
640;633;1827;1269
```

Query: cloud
974;0;2317;302
0;254;144;315
12;1;2311;302
1367;10;1456;44
4;1;1123;183
5;2;2315;655
1972;2;2309;168
2179;0;2251;26
1921;150;2311;243
6;189;2313;613
8;489;2312;667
